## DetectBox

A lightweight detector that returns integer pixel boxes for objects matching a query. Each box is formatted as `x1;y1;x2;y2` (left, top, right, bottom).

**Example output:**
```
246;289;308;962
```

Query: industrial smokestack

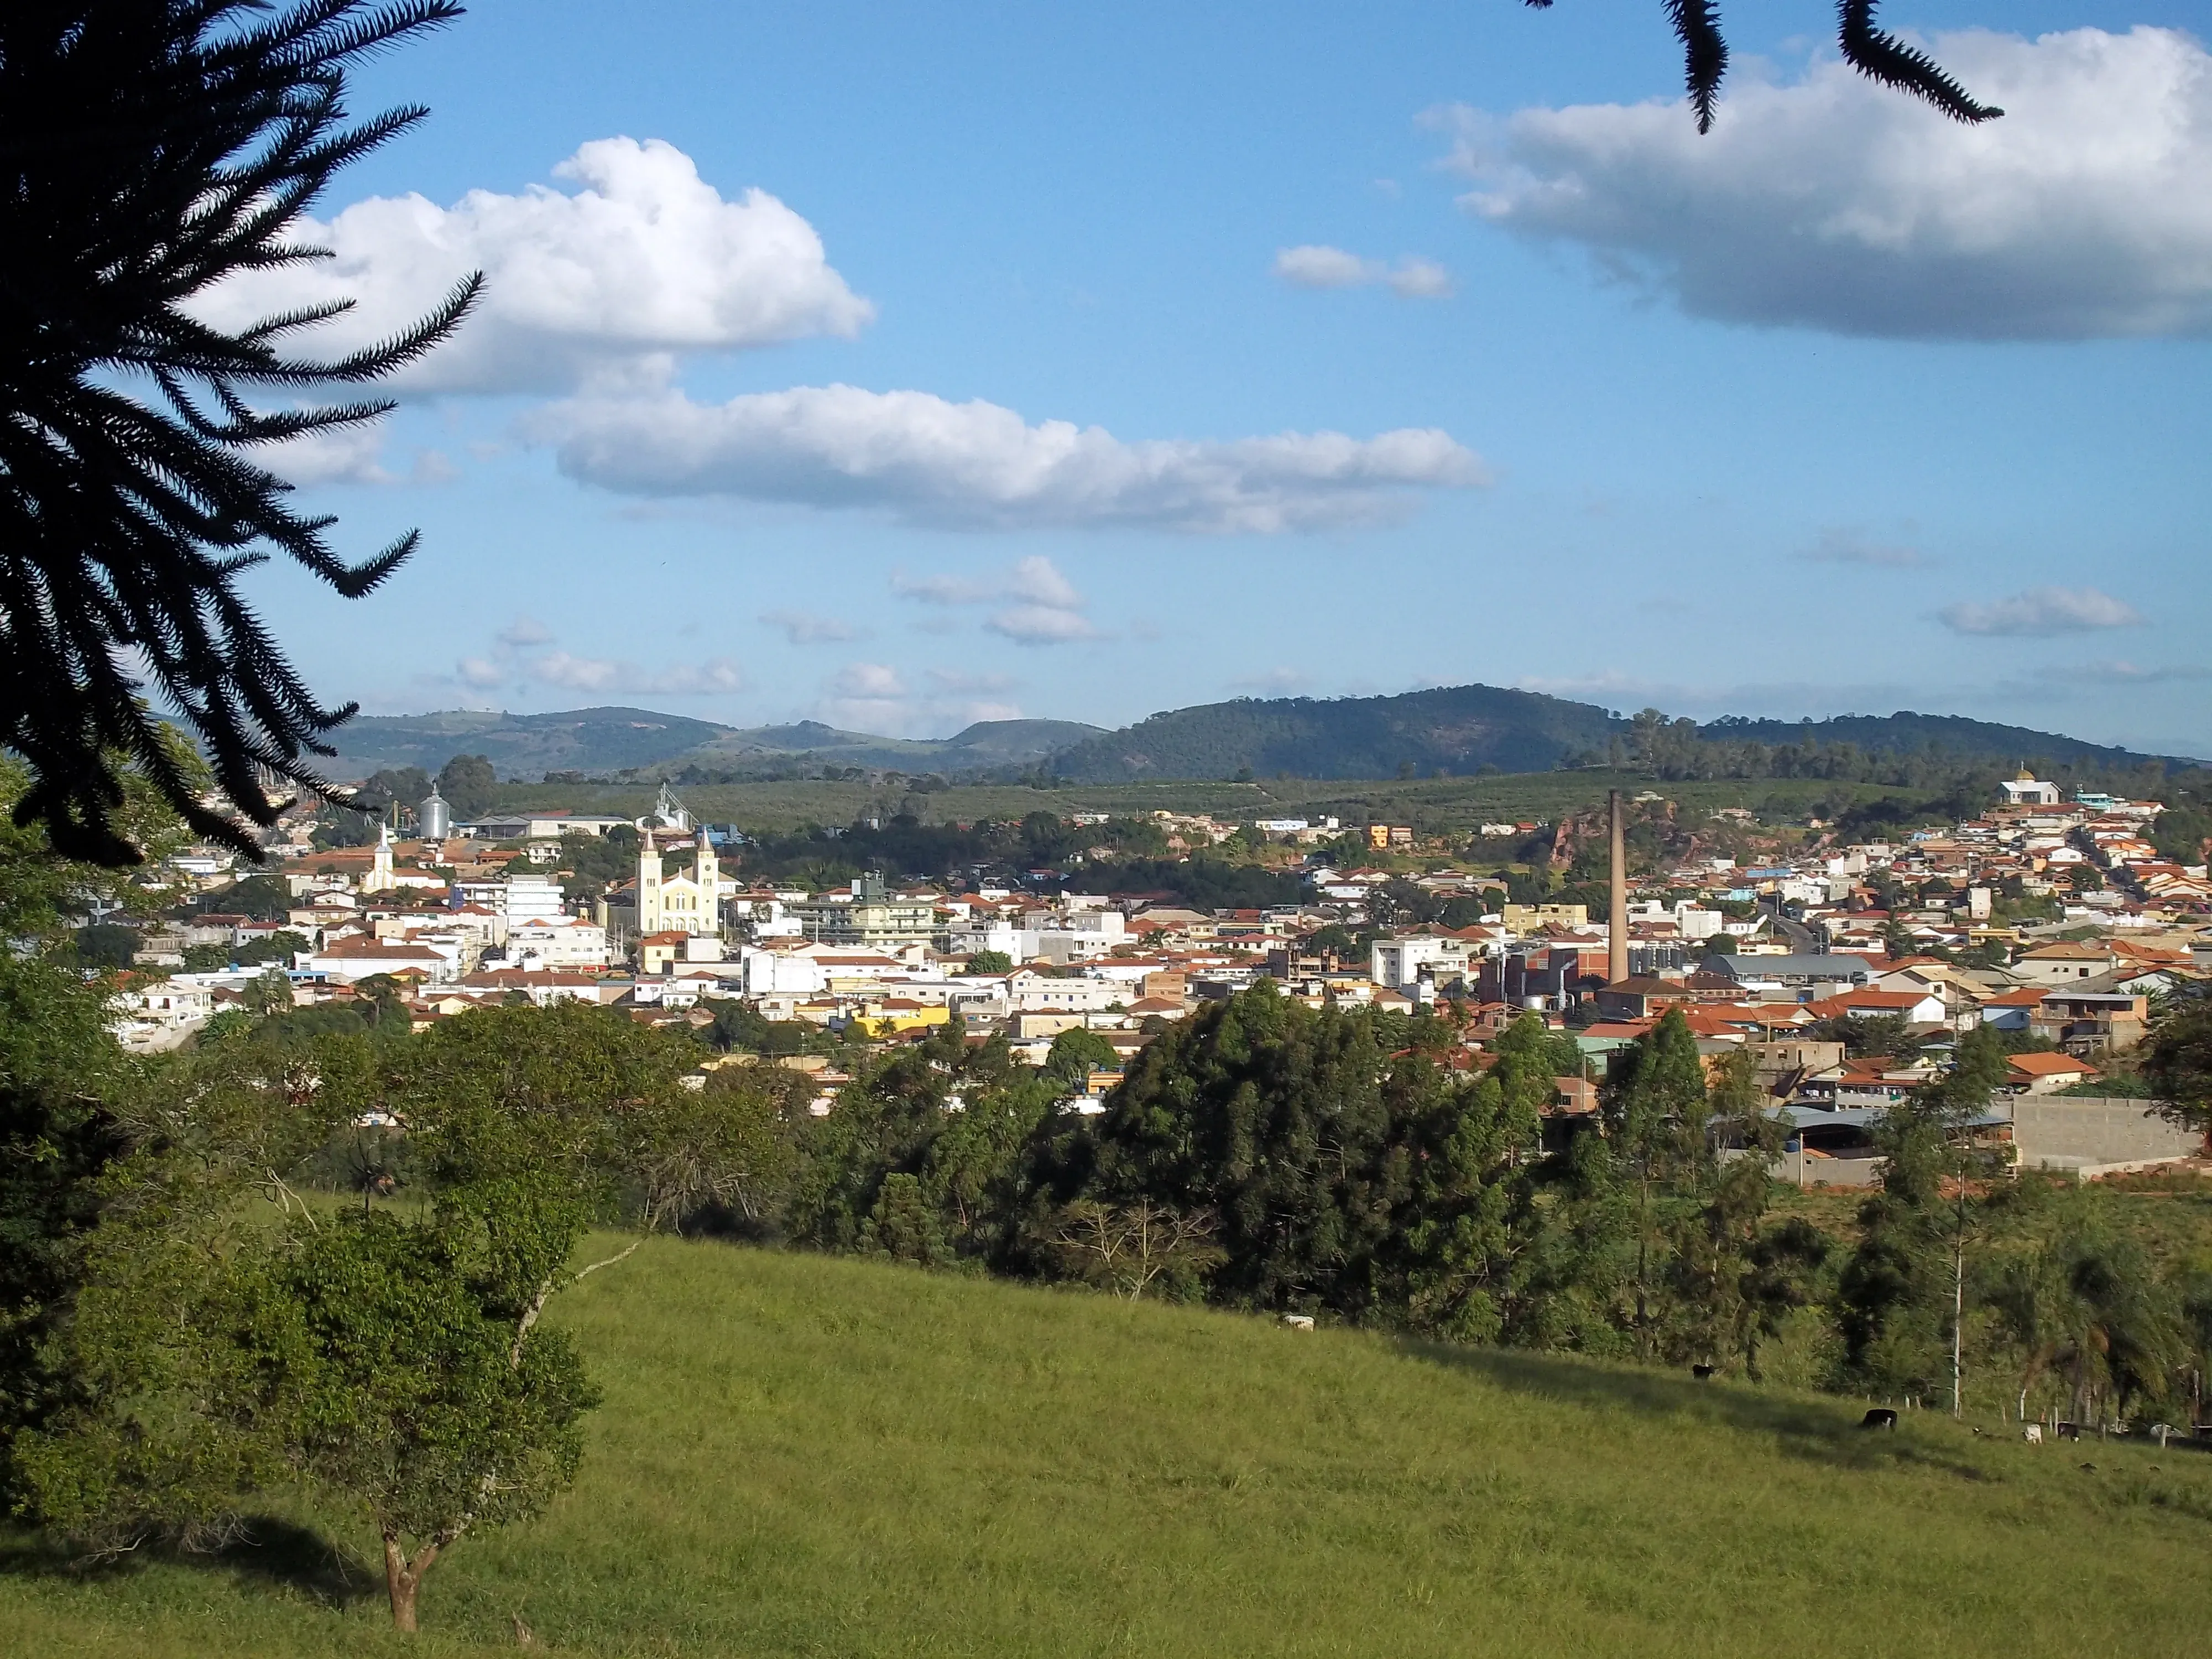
1608;789;1629;986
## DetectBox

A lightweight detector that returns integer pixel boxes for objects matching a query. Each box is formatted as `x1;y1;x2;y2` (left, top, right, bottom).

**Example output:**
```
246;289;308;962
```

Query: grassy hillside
6;1242;2209;1658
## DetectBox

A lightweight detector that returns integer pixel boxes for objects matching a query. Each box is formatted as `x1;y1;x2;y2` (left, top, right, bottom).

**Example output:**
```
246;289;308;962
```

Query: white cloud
1938;586;2145;637
260;425;397;485
831;662;906;699
986;603;1100;645
190;137;872;394
811;663;1026;737
531;651;746;695
542;385;1485;531
456;656;507;690
1457;27;2212;338
498;616;555;647
1274;245;1455;299
1275;245;1375;289
760;608;859;644
893;556;1098;646
1798;529;1929;568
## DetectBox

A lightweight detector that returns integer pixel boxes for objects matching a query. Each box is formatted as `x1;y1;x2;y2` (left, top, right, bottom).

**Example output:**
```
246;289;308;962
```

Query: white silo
418;783;453;841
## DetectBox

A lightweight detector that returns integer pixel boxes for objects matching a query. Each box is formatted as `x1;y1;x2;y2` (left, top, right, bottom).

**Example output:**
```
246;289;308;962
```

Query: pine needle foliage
1526;0;2004;134
0;2;479;866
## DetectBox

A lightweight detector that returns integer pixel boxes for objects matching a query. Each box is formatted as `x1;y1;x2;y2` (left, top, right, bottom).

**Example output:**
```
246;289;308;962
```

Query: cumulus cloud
760;608;859;644
1798;529;1929;568
811;662;1026;735
1938;586;2145;637
891;556;1098;645
1274;245;1455;299
498;616;555;648
532;651;746;695
541;385;1485;531
189;137;872;394
456;656;507;690
1455;27;2212;338
987;603;1100;645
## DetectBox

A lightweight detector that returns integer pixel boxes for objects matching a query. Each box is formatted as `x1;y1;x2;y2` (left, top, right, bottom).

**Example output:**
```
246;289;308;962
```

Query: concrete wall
2008;1098;2203;1171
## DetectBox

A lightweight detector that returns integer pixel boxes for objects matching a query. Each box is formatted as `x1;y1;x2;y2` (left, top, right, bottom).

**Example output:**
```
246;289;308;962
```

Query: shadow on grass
1394;1339;1994;1481
0;1514;373;1609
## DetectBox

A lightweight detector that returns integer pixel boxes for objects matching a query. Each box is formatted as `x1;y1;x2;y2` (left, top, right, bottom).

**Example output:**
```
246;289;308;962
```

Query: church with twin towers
633;784;723;939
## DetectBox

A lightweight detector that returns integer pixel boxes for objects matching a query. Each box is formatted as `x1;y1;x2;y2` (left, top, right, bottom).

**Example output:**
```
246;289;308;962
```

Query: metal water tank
418;785;452;841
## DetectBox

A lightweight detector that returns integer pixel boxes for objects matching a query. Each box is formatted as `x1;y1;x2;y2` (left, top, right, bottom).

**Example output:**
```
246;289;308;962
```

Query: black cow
1691;1364;1715;1380
1860;1408;1898;1431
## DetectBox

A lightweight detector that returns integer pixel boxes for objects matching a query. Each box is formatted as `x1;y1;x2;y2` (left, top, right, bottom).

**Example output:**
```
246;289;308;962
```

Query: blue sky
232;1;2212;755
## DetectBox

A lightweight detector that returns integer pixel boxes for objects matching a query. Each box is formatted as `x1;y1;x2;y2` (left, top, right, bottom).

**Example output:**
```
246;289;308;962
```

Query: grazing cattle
2022;1424;2043;1445
1280;1313;1314;1332
1691;1364;1715;1380
2056;1422;2081;1441
1860;1408;1898;1431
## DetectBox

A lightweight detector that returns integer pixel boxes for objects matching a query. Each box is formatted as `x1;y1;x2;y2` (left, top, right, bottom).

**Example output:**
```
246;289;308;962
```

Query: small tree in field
275;1209;603;1632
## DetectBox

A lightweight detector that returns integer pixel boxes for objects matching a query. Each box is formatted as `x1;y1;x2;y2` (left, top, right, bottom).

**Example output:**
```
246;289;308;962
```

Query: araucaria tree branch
0;3;480;865
1523;0;2001;132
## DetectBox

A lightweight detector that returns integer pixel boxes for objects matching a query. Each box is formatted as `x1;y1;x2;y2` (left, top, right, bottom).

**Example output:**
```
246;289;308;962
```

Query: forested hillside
1042;685;2195;784
1047;684;1621;781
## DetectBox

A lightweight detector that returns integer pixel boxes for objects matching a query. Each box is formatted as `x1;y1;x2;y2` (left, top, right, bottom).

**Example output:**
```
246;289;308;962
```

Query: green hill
322;711;1104;782
1700;711;2197;769
6;1242;2205;1657
1048;684;1623;781
322;706;733;781
1047;686;2198;782
320;692;2194;788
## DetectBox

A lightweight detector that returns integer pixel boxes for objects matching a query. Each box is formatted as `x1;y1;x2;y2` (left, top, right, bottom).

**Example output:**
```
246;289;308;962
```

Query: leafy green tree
1;2;478;863
274;1209;601;1631
1045;1026;1118;1087
437;754;500;820
1604;1008;1708;1358
1396;1015;1550;1342
623;1066;801;1235
0;952;135;1500
964;949;1015;975
2142;992;2212;1133
1037;984;1415;1318
1831;1029;2014;1407
69;922;142;971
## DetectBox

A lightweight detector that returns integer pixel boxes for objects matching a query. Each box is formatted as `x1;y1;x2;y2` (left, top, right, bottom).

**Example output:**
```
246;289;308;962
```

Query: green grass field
8;1240;2211;1657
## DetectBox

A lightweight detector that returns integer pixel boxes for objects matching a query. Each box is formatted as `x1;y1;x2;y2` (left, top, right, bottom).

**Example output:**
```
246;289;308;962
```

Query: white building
503;874;568;927
2000;773;2064;807
508;915;612;969
1370;936;1479;990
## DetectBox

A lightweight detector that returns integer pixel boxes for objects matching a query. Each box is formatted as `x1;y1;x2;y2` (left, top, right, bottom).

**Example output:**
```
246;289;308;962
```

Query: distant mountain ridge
322;688;2199;784
323;708;1104;781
